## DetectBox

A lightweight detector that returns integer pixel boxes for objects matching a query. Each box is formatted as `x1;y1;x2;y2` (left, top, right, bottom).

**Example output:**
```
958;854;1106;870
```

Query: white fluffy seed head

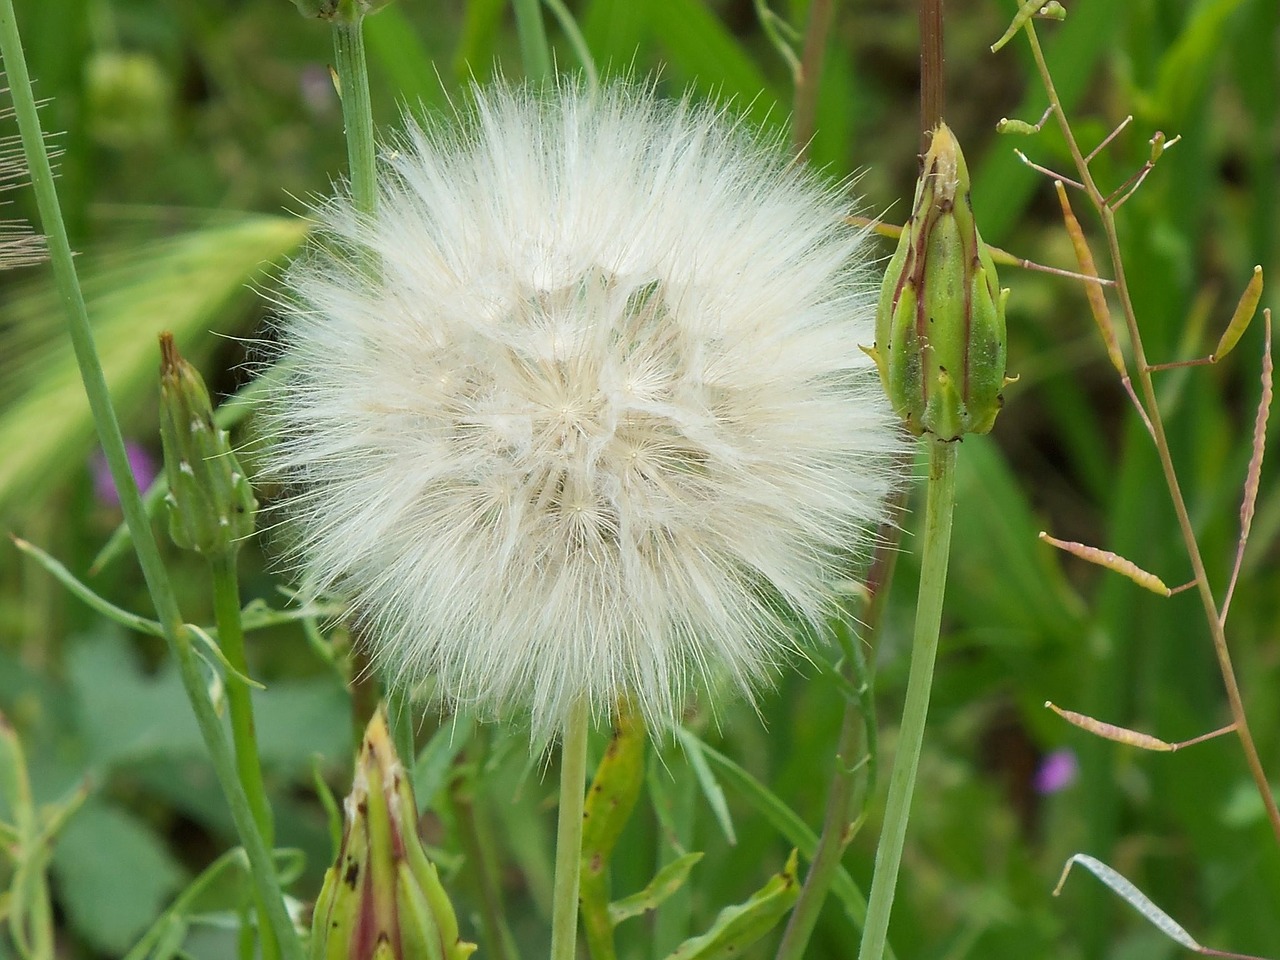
261;81;908;736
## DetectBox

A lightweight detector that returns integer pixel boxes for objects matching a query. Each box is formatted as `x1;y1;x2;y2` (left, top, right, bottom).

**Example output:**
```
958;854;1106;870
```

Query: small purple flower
299;65;337;117
91;441;158;507
1034;748;1079;794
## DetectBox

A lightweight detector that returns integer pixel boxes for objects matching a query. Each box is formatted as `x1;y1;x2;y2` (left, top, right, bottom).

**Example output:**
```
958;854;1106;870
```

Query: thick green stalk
332;18;376;219
550;700;590;960
512;0;553;83
858;439;957;960
331;14;419;767
0;6;302;956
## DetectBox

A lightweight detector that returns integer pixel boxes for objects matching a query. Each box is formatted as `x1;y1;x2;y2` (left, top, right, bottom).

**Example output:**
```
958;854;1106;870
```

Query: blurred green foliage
0;1;1277;958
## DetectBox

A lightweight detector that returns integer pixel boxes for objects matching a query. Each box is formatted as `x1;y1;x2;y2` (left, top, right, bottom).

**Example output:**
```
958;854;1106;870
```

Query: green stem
0;6;302;956
792;0;837;158
211;556;273;845
512;0;553;83
211;555;279;960
550;699;590;960
331;15;424;769
332;17;377;219
858;438;958;960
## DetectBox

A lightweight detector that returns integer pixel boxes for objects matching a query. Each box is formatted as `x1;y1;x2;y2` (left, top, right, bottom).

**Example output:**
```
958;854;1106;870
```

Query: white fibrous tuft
262;82;908;735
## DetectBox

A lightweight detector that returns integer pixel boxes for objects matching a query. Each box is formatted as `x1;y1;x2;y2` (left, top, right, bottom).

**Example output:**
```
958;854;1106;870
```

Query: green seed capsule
868;123;1009;440
158;334;257;557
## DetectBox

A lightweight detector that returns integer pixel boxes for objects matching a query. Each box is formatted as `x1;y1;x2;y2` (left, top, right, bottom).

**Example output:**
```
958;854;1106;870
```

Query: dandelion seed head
263;82;907;735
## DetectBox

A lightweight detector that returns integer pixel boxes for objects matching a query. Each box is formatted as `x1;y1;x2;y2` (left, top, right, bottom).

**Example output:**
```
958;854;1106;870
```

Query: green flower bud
868;123;1009;440
158;334;256;557
288;0;394;20
310;710;476;960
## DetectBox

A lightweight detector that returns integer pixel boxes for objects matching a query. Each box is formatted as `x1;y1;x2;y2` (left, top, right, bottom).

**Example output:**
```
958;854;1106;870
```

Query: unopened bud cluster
158;334;256;557
310;711;475;960
869;123;1009;440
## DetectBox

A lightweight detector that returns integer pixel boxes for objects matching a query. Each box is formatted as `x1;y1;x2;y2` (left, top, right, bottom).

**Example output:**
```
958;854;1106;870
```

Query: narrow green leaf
0;713;33;832
691;739;892;959
644;0;785;130
412;714;476;814
609;852;704;925
10;536;164;637
580;704;646;960
51;799;188;957
0;215;309;518
673;727;736;846
123;848;252;960
364;6;448;109
582;705;647;863
664;849;800;960
1151;0;1248;123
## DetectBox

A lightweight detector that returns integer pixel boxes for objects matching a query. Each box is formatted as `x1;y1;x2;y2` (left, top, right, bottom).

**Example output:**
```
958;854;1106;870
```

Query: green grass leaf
0;214;308;519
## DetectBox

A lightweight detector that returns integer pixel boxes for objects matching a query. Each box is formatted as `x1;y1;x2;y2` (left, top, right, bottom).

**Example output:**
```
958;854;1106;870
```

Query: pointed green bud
158;333;257;557
869;123;1009;440
310;709;476;960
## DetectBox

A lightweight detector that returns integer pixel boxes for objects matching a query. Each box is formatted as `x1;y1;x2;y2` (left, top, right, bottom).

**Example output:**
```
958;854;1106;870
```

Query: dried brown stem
1084;115;1133;163
920;0;944;145
1020;18;1280;847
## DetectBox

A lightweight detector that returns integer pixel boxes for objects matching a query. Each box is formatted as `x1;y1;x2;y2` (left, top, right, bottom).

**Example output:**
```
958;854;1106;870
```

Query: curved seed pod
1213;265;1263;361
872;124;1009;440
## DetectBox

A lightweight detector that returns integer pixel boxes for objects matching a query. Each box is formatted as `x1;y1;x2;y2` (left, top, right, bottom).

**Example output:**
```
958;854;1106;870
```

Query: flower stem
919;0;945;143
211;556;273;844
332;17;376;219
792;0;837;158
512;0;553;84
331;14;420;767
550;699;590;960
0;6;302;956
858;438;957;960
210;555;279;960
